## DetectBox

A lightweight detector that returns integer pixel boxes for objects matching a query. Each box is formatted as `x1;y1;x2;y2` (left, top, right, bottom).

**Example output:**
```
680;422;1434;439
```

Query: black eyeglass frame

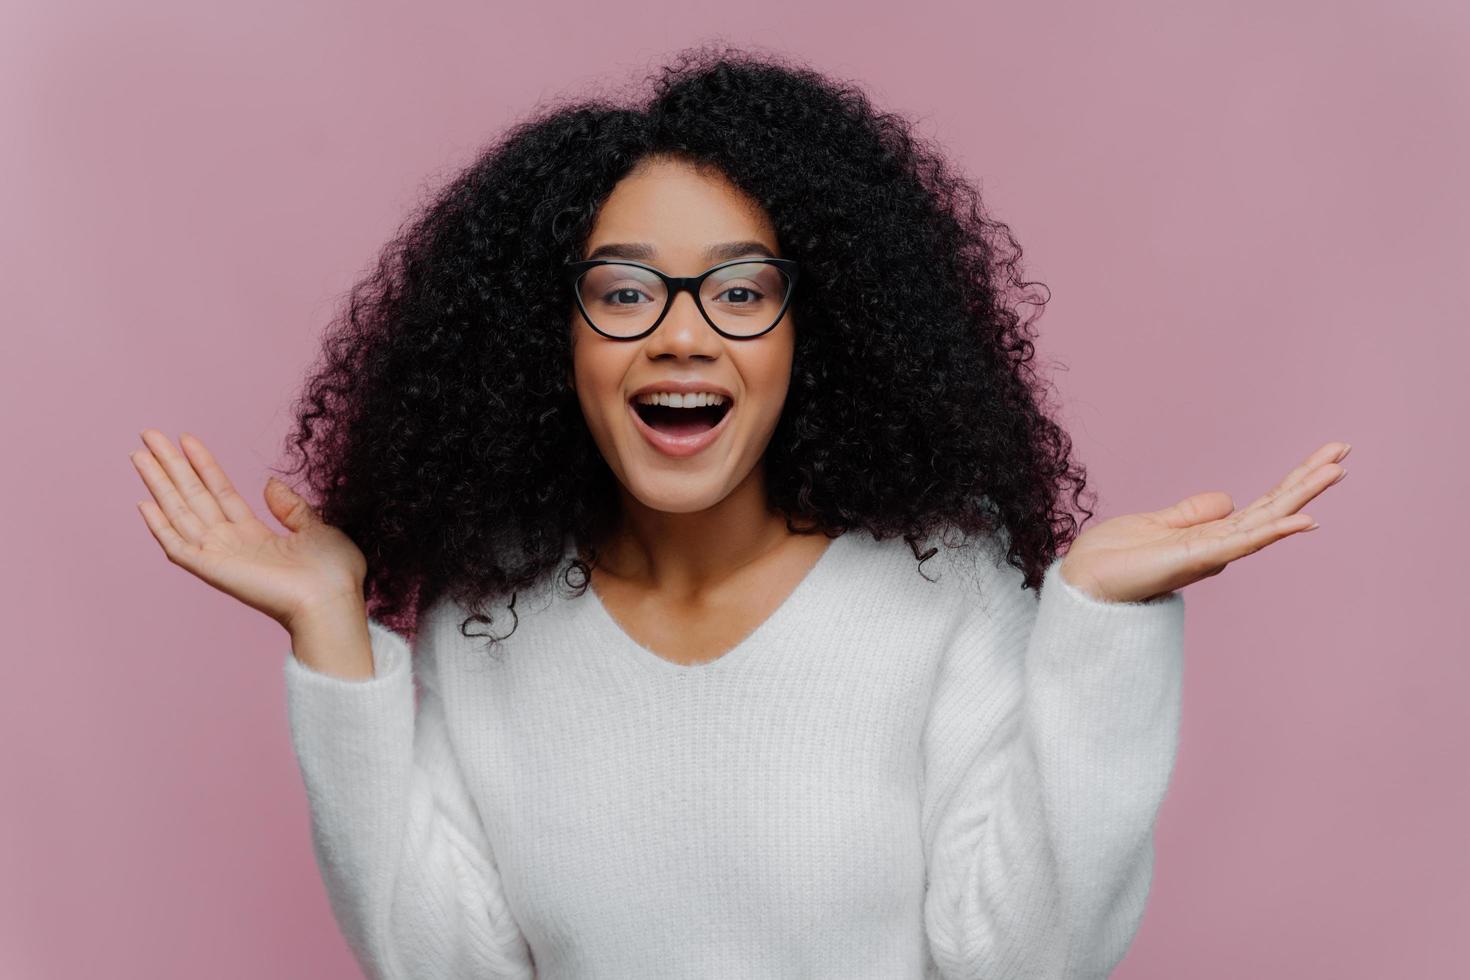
565;257;800;341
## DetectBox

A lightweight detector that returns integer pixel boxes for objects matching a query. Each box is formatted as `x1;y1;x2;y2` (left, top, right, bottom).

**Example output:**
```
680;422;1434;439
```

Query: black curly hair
274;42;1094;647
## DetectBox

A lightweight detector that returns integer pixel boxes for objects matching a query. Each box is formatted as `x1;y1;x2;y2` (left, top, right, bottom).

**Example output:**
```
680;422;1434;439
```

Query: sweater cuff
1027;556;1186;721
282;619;416;807
284;618;411;687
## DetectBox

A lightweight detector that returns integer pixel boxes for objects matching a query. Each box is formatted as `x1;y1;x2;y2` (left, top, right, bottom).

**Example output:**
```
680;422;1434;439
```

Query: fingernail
1330;469;1347;486
1335;443;1351;462
1304;522;1320;531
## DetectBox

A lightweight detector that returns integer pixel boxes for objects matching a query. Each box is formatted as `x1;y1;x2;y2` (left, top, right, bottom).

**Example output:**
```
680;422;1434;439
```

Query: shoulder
836;524;1034;625
411;557;575;667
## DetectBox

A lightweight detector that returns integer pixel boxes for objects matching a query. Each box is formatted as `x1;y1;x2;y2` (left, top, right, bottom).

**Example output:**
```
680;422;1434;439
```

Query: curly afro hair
274;43;1095;647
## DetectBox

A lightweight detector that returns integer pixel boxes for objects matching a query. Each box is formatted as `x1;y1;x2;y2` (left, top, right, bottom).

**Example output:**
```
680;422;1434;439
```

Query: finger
1236;442;1348;519
1238;443;1338;514
139;429;229;526
1232;463;1345;535
130;444;207;545
1190;511;1317;567
136;498;201;570
178;432;258;525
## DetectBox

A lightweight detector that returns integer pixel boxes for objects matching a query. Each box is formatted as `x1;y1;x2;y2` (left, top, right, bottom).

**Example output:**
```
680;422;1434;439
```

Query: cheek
740;338;795;410
569;327;607;389
570;339;633;432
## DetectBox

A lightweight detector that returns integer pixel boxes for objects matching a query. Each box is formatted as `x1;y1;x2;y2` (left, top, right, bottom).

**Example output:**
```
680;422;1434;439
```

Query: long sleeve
282;617;534;980
921;554;1186;979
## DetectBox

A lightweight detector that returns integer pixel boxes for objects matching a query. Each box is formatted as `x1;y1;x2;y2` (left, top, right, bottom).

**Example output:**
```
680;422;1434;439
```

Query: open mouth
630;399;733;438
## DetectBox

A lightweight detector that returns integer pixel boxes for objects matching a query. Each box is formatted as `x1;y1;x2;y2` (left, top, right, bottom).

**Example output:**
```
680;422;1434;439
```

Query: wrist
286;598;374;680
1057;555;1177;605
284;586;366;634
1058;556;1107;601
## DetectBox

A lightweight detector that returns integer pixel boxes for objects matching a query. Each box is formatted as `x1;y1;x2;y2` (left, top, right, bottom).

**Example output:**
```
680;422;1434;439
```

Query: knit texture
283;527;1186;979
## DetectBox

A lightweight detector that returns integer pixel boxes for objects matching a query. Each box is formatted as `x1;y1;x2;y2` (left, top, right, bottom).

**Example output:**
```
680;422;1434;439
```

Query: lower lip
628;400;734;458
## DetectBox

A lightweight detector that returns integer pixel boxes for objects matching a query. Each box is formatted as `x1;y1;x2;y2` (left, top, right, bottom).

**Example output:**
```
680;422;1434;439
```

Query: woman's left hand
1058;441;1351;604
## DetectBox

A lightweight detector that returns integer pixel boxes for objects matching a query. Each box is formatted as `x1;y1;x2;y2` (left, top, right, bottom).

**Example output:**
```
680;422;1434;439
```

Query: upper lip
628;379;736;402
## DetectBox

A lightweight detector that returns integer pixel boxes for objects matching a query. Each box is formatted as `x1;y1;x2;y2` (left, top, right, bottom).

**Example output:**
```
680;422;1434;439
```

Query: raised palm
1059;440;1351;604
129;429;367;630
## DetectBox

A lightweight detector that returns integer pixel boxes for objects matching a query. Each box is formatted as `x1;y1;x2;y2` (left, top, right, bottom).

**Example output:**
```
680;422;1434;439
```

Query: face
569;156;795;516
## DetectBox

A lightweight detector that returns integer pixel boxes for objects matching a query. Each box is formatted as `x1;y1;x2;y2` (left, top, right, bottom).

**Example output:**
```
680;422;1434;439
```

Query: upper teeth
634;392;728;408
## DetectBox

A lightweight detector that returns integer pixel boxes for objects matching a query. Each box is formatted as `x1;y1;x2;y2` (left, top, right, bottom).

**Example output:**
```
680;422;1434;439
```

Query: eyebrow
584;240;777;263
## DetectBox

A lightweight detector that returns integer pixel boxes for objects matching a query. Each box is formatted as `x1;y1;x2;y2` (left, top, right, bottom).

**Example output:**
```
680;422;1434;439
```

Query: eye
601;286;656;306
713;284;764;305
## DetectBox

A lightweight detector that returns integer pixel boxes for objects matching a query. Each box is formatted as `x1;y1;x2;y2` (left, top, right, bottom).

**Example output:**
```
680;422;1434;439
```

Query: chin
623;475;733;515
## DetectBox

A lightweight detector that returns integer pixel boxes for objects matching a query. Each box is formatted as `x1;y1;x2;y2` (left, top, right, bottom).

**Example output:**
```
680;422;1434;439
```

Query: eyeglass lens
575;262;792;338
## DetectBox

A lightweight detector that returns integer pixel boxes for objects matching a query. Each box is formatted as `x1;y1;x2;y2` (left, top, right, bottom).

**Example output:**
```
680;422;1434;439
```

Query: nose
645;287;722;354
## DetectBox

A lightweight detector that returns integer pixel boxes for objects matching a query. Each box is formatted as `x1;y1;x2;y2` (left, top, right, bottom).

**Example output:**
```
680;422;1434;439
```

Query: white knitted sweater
283;527;1186;979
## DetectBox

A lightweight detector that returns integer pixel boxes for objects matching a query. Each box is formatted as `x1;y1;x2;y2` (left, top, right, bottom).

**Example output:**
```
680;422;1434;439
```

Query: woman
128;46;1347;979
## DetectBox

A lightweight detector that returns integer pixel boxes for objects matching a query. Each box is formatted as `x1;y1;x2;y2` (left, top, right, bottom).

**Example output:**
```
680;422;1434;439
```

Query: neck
585;464;803;595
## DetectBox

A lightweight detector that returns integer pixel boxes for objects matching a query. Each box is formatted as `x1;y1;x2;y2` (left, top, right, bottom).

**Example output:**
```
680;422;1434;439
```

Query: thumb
264;477;318;534
1155;490;1235;529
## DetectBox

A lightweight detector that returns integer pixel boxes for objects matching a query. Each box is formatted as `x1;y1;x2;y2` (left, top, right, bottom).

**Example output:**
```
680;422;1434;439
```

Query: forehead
587;156;779;257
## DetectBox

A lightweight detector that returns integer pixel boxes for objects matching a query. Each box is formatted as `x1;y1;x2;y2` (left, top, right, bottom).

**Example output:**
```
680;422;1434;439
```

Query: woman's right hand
129;429;369;632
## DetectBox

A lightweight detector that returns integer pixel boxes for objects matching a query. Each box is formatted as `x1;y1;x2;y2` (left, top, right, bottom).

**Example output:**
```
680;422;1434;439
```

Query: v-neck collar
569;530;851;677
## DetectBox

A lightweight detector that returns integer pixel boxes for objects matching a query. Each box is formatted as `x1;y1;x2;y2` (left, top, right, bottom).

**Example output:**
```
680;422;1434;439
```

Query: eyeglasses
565;257;799;341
